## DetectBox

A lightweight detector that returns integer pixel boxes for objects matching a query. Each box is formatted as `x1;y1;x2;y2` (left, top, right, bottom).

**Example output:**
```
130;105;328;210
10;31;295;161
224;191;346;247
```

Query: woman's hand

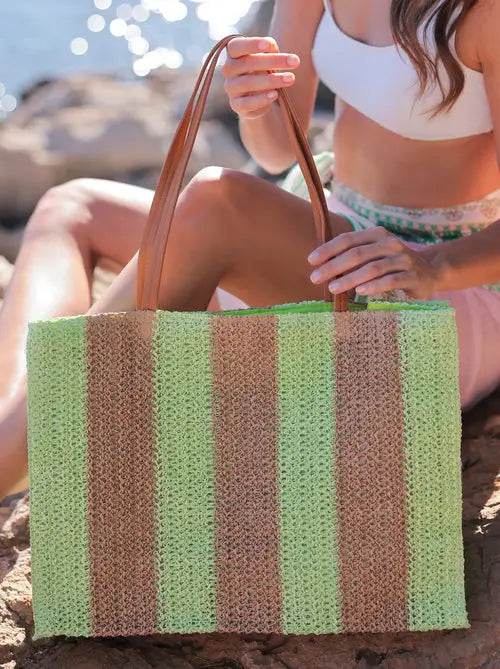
308;227;440;299
222;36;300;120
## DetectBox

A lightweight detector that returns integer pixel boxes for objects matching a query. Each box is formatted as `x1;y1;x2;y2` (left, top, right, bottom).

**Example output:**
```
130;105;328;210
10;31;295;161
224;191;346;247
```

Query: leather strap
136;34;349;312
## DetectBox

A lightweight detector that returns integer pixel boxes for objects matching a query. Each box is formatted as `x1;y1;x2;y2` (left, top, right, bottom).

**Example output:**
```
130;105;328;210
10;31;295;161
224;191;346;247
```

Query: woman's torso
312;0;500;207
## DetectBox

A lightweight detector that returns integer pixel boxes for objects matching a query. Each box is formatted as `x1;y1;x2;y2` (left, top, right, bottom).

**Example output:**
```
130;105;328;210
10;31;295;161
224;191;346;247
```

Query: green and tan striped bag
26;36;469;639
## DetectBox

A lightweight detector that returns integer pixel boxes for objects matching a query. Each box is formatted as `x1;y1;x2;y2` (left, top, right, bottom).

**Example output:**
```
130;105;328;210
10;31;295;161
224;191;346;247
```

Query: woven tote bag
26;35;469;639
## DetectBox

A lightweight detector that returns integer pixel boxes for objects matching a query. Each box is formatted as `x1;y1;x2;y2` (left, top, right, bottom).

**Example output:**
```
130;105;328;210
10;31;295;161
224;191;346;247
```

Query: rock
0;389;498;667
0;75;248;221
0;228;23;266
0;495;31;666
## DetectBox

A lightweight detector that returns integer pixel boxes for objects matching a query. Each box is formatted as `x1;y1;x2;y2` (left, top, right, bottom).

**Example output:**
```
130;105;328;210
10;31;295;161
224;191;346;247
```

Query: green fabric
399;311;469;631
277;312;341;634
153;312;217;633
27;317;91;639
217;299;450;318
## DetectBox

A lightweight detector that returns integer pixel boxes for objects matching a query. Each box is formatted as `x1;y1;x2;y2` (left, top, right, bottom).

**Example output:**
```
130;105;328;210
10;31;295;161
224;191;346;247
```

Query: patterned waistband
281;151;500;293
331;179;500;245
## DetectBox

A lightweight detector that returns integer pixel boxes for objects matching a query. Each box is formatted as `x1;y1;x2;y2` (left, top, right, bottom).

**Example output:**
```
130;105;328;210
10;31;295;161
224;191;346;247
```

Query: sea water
0;0;261;115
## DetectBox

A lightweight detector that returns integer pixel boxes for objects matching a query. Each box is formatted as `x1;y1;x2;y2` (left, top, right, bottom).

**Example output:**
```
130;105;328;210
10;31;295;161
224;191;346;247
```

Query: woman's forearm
239;102;297;174
423;219;500;291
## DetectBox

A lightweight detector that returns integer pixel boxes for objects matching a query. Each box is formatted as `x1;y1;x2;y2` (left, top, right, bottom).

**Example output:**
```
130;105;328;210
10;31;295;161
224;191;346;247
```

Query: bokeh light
132;4;150;22
94;0;113;9
193;0;260;39
87;14;106;32
70;37;89;56
159;1;188;23
116;3;134;20
0;94;17;113
128;36;149;55
133;46;183;76
109;18;127;36
124;24;142;39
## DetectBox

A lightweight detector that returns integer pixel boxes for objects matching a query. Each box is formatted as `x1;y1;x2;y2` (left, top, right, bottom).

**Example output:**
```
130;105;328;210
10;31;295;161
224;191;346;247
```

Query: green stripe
153;312;217;632
277;312;341;633
27;316;90;639
399;310;469;631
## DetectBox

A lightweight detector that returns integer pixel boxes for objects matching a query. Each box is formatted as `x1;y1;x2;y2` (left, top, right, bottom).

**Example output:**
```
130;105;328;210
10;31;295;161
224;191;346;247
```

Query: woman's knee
175;166;262;251
25;178;99;238
182;166;255;218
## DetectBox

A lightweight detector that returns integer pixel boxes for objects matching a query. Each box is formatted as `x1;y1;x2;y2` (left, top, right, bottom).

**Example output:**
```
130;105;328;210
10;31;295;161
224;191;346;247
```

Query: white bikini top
312;0;493;140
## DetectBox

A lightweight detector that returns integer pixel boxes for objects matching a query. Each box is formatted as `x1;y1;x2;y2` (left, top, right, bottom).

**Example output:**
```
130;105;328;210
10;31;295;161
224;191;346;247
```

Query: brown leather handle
137;34;349;312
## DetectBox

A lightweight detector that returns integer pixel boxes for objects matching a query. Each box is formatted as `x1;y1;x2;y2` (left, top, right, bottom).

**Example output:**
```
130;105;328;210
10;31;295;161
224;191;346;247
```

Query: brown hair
390;0;478;114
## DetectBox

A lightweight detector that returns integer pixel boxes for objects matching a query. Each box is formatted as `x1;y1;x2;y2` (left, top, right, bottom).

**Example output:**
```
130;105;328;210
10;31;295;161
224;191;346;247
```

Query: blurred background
0;0;332;291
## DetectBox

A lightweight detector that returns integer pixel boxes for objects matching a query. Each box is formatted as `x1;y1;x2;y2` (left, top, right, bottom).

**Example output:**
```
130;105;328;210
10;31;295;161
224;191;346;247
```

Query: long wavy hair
390;0;478;114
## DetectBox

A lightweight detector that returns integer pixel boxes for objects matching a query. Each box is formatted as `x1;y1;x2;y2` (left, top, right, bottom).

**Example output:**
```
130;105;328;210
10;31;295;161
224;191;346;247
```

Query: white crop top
312;0;493;140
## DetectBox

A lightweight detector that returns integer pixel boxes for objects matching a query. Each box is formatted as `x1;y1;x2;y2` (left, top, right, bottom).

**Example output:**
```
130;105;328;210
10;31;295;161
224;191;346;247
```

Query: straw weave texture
26;301;469;638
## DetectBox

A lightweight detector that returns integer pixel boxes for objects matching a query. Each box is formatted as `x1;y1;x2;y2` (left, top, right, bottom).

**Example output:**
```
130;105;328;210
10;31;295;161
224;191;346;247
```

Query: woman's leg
0;167;351;499
90;166;352;316
0;178;155;497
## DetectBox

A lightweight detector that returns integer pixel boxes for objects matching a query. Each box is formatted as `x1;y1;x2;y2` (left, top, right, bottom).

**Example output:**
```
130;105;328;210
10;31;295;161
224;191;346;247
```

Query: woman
1;0;499;499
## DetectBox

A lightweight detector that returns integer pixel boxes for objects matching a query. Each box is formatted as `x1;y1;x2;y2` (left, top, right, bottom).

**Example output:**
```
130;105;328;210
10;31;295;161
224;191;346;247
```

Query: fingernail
266;90;277;99
310;270;321;283
329;281;340;292
287;55;299;66
282;73;294;83
259;40;270;50
308;251;319;263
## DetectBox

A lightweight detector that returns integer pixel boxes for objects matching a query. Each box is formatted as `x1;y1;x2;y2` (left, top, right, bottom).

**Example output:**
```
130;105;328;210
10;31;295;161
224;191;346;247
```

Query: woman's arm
418;2;500;294
307;3;500;299
224;0;325;174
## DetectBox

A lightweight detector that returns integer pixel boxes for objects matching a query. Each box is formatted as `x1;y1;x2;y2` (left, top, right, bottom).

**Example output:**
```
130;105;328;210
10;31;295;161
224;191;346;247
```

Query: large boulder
1;388;499;668
0;75;247;222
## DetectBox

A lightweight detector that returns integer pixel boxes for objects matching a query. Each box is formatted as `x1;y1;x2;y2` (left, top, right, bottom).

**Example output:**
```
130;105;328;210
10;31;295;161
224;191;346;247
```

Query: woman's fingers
225;71;295;98
223;36;299;119
230;91;280;118
226;36;278;60
355;272;416;296
310;237;406;286
222;52;300;78
308;227;397;266
326;256;413;294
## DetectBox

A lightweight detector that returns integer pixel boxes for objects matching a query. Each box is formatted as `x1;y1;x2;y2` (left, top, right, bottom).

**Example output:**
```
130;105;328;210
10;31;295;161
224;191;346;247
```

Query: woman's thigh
73;178;155;272
157;167;354;310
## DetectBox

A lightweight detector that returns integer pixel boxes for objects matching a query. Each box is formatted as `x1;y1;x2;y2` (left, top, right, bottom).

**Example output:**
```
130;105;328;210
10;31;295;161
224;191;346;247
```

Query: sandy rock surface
0;74;248;222
0;383;499;667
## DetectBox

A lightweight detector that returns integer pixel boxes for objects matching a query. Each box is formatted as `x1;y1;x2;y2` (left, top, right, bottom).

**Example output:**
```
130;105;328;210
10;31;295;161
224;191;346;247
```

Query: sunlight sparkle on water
87;14;106;32
116;3;134;20
109;17;128;36
132;4;150;22
0;94;17;113
192;0;259;40
158;1;188;23
70;0;260;86
133;47;183;76
94;0;113;9
128;36;149;55
70;37;89;56
124;24;142;39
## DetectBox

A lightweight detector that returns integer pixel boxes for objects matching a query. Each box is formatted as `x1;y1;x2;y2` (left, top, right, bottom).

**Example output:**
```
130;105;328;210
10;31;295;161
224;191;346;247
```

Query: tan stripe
211;314;282;633
335;312;408;632
86;311;158;636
